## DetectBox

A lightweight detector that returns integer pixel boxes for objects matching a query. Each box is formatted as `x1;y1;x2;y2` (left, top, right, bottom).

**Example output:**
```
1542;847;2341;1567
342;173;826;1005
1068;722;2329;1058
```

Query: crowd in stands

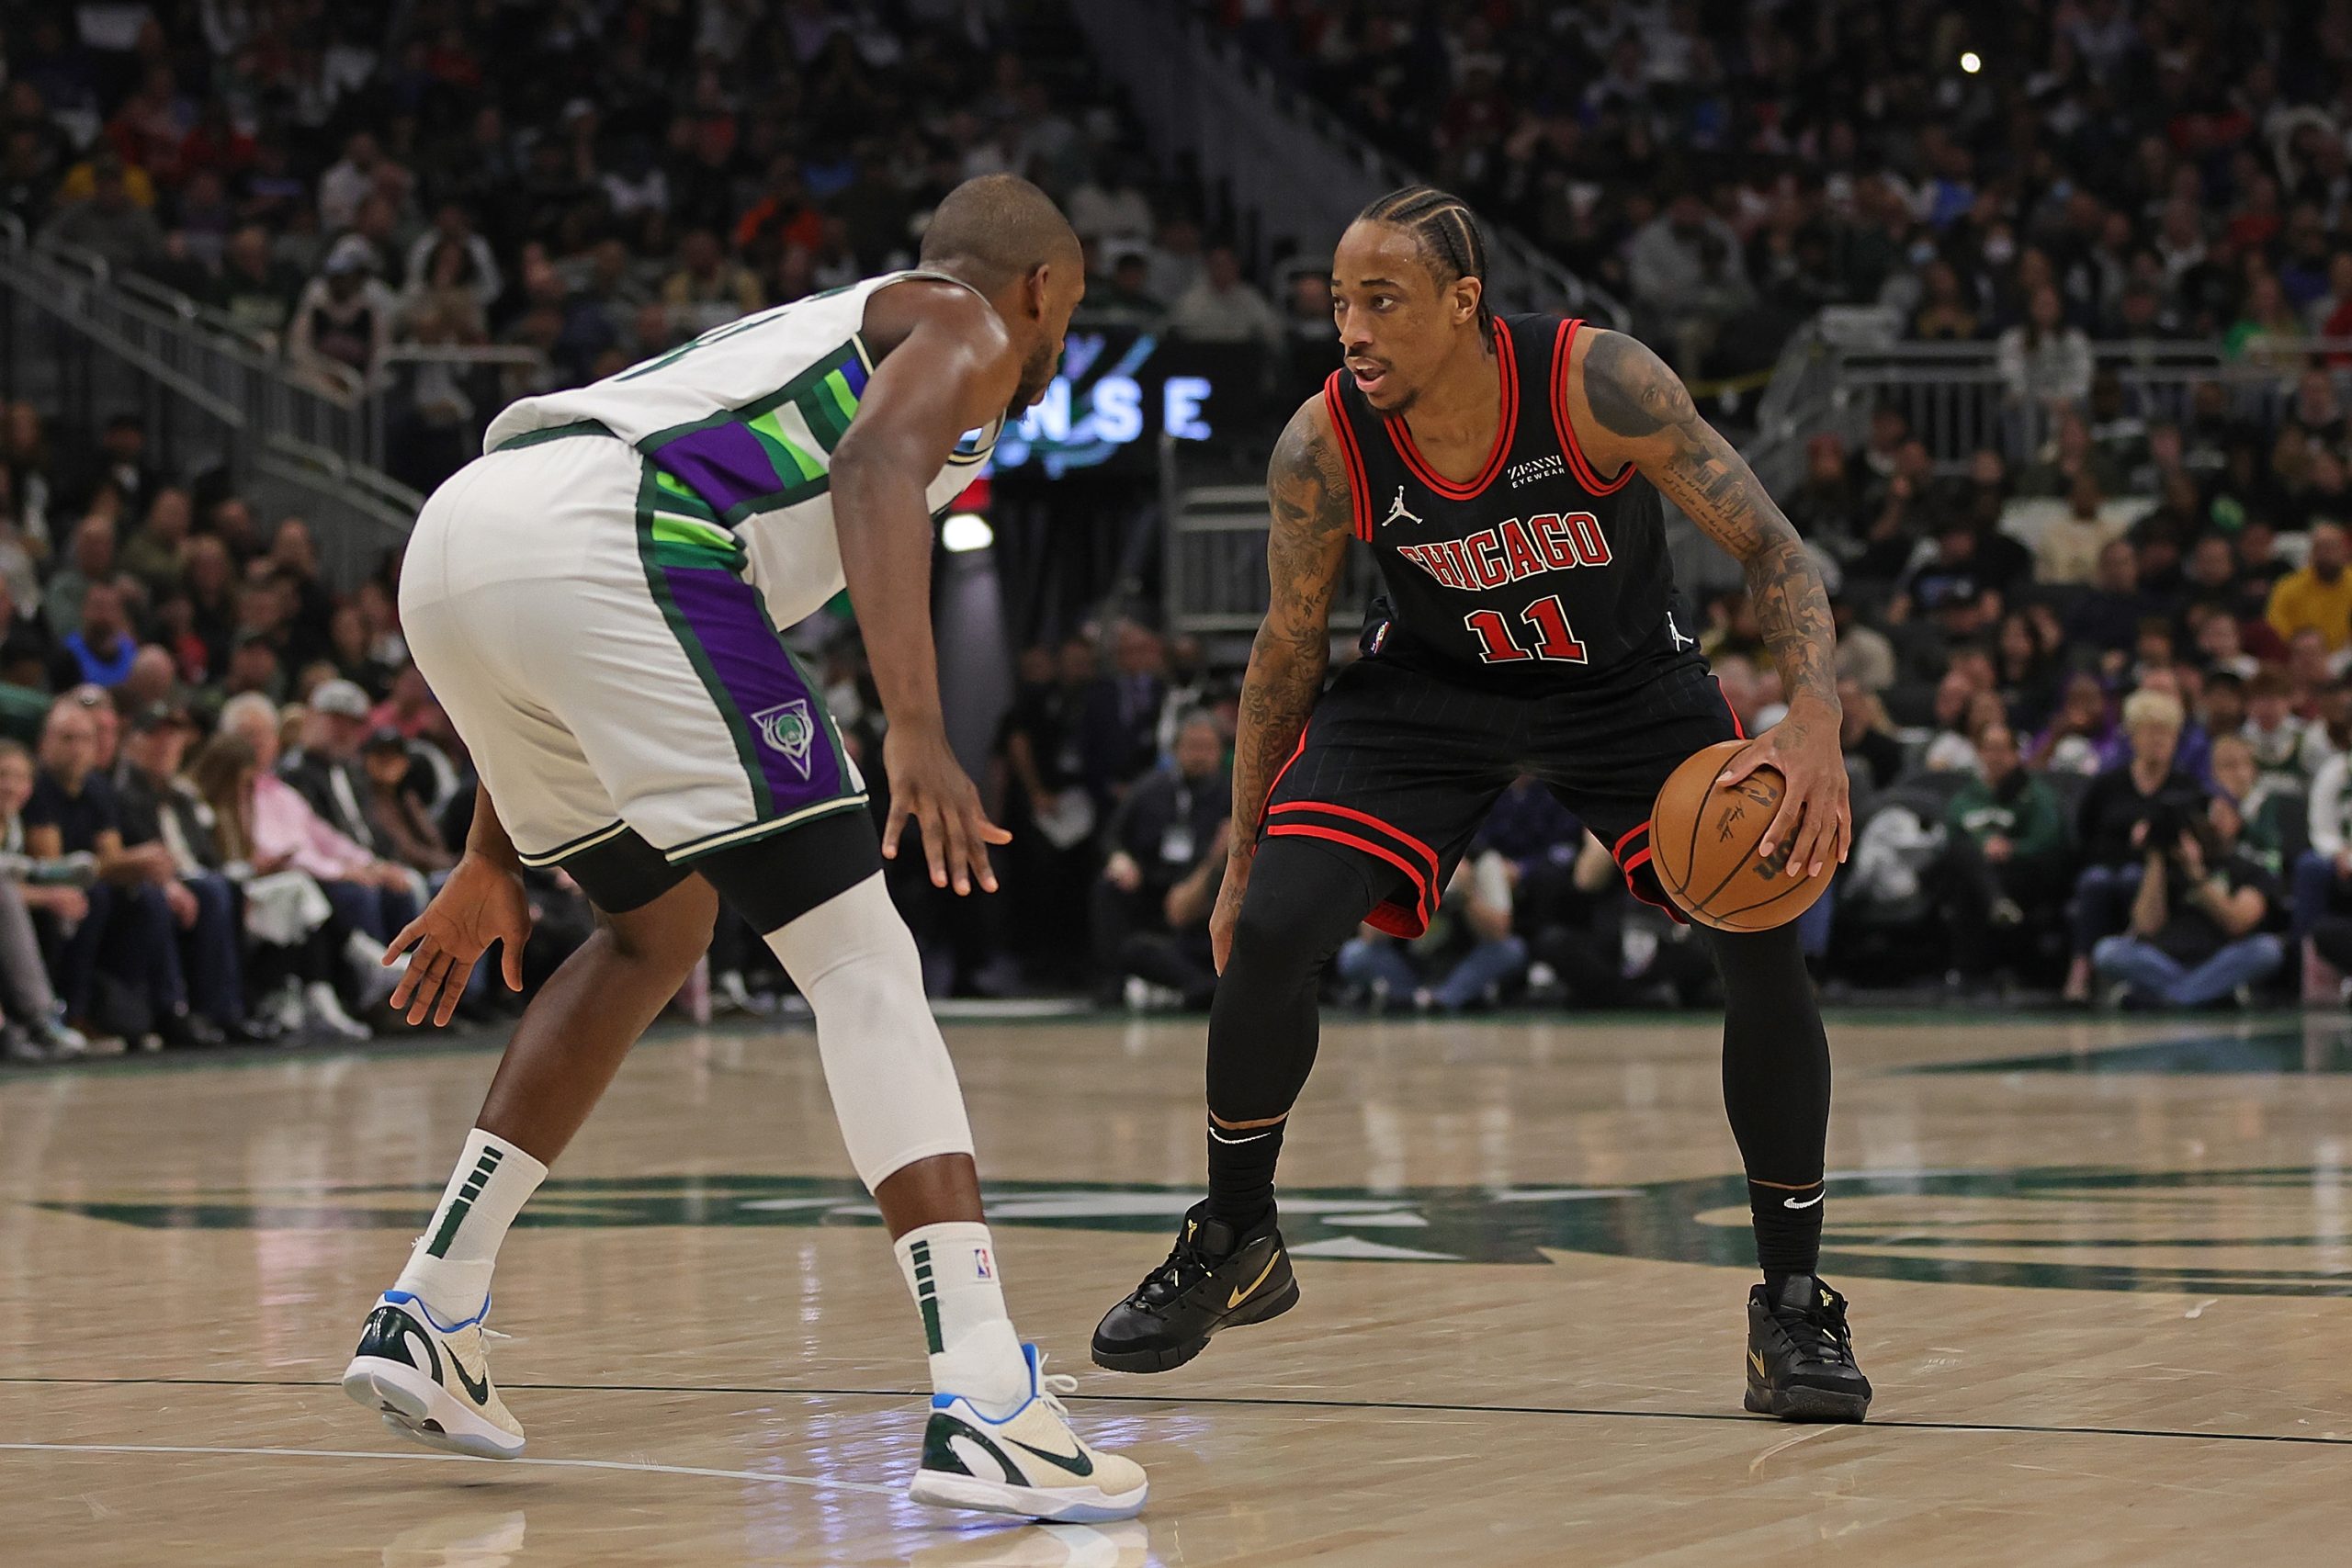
2;0;1339;494
1215;0;2352;388
17;0;2352;1048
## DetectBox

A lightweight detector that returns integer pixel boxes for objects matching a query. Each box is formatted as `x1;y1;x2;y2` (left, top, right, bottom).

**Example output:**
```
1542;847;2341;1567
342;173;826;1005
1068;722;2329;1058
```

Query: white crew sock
894;1221;1029;1418
392;1128;548;1325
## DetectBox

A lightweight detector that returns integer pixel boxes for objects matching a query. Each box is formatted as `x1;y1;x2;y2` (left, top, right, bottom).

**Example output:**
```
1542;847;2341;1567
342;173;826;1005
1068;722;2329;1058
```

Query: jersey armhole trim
1319;375;1375;541
1552;319;1637;496
1383;318;1519;500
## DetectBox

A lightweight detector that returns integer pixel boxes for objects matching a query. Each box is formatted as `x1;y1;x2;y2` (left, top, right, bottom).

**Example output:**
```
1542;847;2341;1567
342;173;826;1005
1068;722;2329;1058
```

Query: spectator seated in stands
2064;687;2209;1003
2092;798;2286;1009
217;692;418;961
2291;728;2352;990
2267;521;2352;654
2243;669;2310;781
0;739;90;1063
1932;724;2070;992
2030;671;2117;776
186;732;374;1041
112;700;255;1042
1338;850;1527;1013
2209;733;2301;880
1091;711;1230;1010
1838;677;1903;794
2065;540;2161;665
24;694;213;1047
281;679;387;852
998;639;1106;988
47;577;137;693
1516;827;1647;1010
1919;674;2007;775
358;728;455;879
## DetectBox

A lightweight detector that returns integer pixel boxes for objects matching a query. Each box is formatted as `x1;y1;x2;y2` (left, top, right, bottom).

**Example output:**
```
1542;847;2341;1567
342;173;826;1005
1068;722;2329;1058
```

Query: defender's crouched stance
339;176;1144;1520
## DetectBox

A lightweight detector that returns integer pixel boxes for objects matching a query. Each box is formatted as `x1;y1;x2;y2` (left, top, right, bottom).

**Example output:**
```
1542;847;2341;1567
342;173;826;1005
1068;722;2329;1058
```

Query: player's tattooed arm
1580;329;1849;876
1580;330;1838;716
1208;396;1352;971
1232;396;1353;847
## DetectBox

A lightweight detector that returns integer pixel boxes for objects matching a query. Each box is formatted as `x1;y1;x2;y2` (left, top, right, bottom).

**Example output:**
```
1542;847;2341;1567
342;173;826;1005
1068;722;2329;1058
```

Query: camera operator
2090;798;2285;1008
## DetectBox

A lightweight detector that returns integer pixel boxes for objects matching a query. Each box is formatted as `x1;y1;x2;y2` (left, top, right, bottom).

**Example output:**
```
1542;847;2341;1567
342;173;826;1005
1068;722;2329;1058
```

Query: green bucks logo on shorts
752;699;816;778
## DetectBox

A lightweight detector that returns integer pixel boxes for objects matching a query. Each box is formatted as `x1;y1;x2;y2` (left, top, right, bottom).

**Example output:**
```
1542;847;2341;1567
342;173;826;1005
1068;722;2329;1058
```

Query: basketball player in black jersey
1091;188;1871;1422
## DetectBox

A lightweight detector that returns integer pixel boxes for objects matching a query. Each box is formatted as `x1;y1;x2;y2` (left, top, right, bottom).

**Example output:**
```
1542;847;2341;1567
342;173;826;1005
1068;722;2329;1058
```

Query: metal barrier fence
1756;330;2344;477
0;233;424;588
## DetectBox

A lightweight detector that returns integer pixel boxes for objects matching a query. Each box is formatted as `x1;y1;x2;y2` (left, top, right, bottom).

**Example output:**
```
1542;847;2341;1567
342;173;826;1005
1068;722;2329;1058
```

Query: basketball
1650;739;1833;931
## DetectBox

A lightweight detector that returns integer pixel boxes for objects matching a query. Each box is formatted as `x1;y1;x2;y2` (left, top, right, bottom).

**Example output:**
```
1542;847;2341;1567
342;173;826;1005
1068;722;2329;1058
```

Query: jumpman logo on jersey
1667;611;1695;650
1383;487;1422;529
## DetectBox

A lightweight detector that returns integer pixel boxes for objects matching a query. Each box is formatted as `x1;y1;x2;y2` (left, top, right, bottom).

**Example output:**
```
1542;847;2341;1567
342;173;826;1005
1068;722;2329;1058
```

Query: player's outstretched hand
1715;695;1850;881
882;722;1010;896
384;851;531;1027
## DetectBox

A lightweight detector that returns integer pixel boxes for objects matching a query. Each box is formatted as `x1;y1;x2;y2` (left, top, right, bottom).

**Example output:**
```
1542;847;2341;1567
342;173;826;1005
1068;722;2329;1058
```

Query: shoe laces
1033;1350;1078;1421
1775;1284;1856;1367
1131;1233;1212;1308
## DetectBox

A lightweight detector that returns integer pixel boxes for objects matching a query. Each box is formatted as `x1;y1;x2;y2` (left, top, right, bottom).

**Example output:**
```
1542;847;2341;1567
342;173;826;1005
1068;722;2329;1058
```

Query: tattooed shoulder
1267;396;1353;540
1582;330;1697;440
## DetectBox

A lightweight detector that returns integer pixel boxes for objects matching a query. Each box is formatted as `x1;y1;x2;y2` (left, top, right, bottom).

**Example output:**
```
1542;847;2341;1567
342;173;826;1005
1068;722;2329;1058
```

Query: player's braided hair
1356;186;1495;345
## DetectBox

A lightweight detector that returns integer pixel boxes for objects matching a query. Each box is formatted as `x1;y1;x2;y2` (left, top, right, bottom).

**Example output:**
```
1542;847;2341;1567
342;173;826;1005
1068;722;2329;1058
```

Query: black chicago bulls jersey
1322;313;1687;691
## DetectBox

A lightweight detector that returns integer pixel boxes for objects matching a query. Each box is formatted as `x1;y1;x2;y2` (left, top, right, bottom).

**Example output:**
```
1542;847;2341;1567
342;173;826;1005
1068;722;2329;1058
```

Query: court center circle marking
0;1440;897;1494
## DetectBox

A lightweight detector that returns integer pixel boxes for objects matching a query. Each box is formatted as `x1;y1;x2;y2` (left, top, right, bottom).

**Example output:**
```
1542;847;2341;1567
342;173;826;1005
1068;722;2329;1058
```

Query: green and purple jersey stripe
630;470;860;844
638;342;871;526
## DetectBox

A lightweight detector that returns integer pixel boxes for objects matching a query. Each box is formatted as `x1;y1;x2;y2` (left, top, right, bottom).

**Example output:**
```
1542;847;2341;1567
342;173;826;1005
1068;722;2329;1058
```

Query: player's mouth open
1351;365;1389;392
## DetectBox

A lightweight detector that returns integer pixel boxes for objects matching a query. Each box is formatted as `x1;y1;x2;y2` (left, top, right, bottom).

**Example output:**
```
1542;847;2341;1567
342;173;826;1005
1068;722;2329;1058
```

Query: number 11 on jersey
1464;594;1589;664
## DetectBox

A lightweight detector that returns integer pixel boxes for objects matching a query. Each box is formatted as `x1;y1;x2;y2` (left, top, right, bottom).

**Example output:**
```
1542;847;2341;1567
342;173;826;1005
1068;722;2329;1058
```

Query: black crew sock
1204;1119;1285;1235
1750;1179;1825;1288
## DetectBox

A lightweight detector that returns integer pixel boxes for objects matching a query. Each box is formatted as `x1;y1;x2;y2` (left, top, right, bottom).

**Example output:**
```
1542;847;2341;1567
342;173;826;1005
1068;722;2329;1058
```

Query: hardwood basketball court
6;1009;2349;1565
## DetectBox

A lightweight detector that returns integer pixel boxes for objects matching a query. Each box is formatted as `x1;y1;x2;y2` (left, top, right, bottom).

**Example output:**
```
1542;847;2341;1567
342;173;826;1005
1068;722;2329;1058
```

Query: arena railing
0;229;424;586
1067;0;1627;328
1757;328;2349;475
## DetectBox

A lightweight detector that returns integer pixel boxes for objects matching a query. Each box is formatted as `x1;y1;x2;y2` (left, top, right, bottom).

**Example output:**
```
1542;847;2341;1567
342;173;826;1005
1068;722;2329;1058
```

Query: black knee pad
1226;835;1401;975
1207;836;1404;1121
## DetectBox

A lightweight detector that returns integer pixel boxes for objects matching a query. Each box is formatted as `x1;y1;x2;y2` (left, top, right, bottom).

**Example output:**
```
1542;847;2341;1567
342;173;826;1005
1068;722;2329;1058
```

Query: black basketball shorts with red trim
1259;649;1742;936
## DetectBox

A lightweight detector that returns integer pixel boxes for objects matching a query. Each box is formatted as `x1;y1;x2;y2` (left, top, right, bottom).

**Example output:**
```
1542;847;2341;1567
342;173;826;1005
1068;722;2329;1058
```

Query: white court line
0;1441;897;1495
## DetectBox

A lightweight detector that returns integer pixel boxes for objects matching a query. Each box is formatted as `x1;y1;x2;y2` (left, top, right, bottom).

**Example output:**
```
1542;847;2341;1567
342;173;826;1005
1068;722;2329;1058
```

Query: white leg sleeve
764;873;975;1191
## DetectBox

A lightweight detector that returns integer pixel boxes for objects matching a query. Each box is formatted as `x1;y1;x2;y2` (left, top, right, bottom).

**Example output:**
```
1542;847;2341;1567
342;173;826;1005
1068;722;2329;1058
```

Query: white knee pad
764;873;974;1191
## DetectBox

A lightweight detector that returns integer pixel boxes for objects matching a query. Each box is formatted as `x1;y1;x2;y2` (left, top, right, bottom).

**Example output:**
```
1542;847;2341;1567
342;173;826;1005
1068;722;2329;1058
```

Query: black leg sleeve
1204;834;1402;1122
1199;835;1403;1229
1707;922;1833;1279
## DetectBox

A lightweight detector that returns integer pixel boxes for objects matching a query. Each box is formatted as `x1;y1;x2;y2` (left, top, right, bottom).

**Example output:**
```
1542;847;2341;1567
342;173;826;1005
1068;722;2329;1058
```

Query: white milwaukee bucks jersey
481;270;999;630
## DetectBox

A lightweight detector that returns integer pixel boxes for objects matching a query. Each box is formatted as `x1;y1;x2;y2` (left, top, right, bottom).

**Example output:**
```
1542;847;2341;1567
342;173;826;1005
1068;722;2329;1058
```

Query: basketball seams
1688;768;1785;914
1652;739;1828;929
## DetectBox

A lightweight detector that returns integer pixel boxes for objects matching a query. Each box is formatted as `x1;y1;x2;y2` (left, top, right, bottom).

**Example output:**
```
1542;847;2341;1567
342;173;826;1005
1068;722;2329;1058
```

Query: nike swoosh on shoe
1007;1437;1094;1479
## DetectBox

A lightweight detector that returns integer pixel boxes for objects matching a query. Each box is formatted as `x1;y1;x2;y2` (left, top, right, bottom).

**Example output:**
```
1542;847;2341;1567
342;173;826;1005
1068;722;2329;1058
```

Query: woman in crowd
2064;688;2209;1002
186;733;372;1040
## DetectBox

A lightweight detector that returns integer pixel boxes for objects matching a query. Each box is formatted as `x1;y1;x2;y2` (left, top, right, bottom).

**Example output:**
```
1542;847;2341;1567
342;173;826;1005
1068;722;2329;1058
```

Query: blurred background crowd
12;0;2352;1061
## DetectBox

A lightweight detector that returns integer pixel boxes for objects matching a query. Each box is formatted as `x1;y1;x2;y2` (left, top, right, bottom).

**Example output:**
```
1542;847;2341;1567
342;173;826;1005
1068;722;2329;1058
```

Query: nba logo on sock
751;700;816;778
973;1247;993;1280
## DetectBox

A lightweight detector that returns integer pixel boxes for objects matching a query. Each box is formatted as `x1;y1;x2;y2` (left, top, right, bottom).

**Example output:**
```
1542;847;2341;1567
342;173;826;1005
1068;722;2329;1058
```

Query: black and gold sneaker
1745;1275;1871;1422
1091;1201;1297;1373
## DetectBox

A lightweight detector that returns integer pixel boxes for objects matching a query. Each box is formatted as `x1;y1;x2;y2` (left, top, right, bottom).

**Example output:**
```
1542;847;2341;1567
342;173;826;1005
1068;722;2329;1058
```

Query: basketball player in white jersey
336;176;1145;1523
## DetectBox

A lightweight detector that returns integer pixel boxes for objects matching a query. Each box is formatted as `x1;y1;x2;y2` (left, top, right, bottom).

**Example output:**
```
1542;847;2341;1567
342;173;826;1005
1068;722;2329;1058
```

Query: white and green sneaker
340;1291;525;1459
909;1344;1147;1523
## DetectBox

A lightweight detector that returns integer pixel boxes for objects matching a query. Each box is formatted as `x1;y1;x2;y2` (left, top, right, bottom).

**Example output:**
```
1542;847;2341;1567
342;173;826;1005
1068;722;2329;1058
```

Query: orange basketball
1648;739;1833;932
